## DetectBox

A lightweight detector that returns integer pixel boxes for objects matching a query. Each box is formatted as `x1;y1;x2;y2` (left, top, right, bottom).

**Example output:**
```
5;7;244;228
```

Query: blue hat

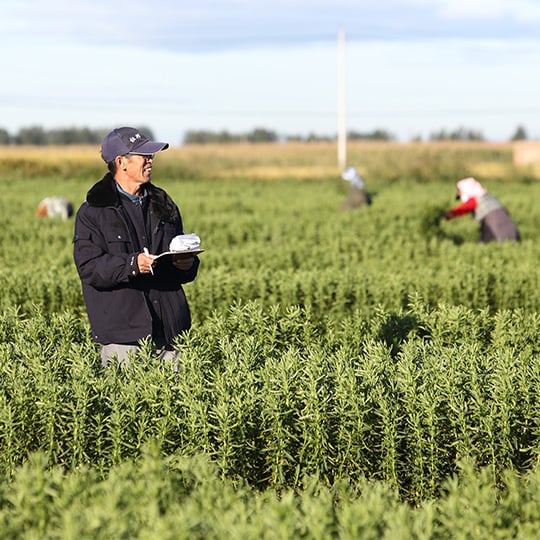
100;127;169;163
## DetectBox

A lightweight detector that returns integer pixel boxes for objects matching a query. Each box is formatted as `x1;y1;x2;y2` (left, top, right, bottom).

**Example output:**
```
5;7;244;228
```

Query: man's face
124;153;155;185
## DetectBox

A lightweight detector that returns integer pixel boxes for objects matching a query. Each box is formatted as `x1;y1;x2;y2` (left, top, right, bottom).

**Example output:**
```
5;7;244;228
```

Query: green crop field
1;141;540;538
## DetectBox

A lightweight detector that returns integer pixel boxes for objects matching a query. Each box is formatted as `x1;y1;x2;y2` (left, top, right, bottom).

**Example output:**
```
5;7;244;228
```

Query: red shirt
446;197;477;218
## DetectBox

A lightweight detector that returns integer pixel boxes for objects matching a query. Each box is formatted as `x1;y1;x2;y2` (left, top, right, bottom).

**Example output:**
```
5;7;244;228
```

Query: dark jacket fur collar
86;172;179;223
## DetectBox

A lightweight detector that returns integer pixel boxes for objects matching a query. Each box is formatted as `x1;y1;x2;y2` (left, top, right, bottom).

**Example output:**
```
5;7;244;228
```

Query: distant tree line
428;127;485;141
0;126;155;145
0;124;529;146
183;127;396;144
181;125;529;144
409;125;528;143
183;127;279;144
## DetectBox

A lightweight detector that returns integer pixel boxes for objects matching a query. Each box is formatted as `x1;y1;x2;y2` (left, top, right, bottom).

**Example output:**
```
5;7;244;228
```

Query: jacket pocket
104;230;132;254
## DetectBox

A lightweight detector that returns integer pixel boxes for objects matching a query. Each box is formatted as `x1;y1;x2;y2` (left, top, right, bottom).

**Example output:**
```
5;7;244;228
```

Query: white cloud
433;0;540;20
1;1;539;141
2;0;539;53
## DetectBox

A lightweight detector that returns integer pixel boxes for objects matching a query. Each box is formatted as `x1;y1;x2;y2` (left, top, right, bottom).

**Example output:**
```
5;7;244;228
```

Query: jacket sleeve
73;204;141;289
445;197;477;219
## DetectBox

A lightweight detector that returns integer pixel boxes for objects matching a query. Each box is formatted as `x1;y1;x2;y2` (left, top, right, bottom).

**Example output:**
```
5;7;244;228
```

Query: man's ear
116;155;127;171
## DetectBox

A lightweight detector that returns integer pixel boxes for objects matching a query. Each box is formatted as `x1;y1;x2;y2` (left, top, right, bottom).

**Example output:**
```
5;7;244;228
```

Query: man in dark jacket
73;127;200;367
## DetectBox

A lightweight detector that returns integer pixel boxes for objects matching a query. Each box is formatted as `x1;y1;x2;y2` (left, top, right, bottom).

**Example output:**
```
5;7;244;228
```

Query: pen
143;247;154;275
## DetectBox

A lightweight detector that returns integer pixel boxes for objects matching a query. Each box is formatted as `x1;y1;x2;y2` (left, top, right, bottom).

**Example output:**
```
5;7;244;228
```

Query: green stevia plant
1;142;540;536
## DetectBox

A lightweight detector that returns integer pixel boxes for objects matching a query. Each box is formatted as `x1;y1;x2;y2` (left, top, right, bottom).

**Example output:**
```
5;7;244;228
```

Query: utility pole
337;28;347;170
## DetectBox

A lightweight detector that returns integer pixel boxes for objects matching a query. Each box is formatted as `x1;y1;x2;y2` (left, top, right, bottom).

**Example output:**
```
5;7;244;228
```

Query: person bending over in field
442;177;520;243
36;197;74;221
73;127;200;368
340;166;372;211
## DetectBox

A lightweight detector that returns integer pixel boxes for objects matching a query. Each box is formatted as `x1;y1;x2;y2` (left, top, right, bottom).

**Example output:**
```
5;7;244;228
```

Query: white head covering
456;177;486;202
341;167;365;189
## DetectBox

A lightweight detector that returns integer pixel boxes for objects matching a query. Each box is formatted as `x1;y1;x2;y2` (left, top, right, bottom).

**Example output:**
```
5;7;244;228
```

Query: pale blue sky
2;0;539;144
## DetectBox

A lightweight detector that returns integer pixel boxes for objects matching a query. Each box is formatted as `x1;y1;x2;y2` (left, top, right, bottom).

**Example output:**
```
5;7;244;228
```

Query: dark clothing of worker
73;173;199;348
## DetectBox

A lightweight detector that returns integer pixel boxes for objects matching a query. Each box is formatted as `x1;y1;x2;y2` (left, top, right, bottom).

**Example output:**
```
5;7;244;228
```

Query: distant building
513;141;540;165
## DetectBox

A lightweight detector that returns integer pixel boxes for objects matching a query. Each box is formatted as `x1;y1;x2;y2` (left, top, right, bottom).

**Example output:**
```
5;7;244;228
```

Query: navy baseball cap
100;127;169;163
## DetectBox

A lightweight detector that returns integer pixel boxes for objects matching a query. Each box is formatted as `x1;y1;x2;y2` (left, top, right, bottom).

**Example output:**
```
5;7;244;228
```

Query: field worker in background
340;166;372;211
442;177;520;243
36;197;74;221
73;127;200;368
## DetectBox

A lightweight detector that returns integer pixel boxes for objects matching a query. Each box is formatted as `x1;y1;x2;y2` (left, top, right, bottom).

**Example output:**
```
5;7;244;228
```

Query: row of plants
3;448;540;539
0;142;538;536
1;176;539;322
2;299;540;501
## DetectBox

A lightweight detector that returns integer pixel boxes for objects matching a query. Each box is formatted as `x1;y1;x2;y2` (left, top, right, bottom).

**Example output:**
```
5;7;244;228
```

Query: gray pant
101;344;181;371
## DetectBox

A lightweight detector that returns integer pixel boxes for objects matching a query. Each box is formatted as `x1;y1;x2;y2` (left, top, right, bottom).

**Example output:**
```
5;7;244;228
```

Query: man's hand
137;252;156;274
